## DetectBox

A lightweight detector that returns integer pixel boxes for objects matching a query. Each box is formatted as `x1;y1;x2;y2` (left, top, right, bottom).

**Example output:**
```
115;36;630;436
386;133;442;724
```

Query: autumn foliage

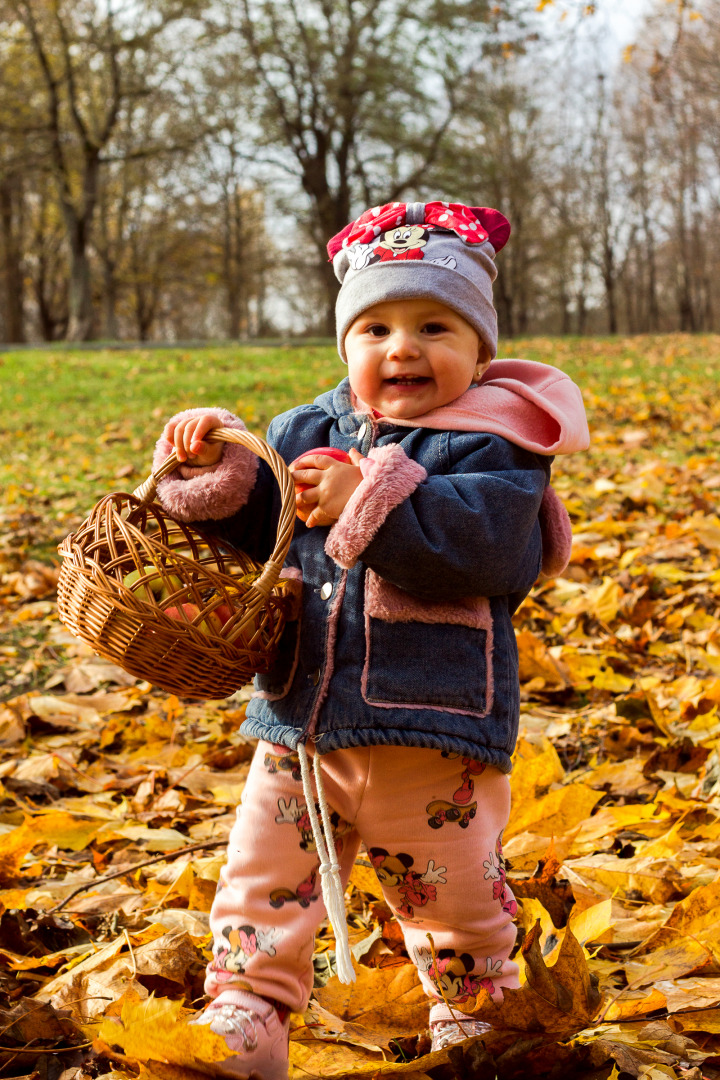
2;337;720;1078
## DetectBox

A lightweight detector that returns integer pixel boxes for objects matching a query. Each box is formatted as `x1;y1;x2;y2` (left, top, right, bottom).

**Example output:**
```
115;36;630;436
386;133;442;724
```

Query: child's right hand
163;414;224;466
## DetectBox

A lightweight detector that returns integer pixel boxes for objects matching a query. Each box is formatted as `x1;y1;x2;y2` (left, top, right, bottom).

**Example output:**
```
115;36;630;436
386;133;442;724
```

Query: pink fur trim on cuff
325;443;427;569
539;484;573;578
153;407;258;522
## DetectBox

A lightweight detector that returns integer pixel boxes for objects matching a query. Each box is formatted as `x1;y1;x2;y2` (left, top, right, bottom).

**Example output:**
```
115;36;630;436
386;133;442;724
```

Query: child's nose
387;330;420;360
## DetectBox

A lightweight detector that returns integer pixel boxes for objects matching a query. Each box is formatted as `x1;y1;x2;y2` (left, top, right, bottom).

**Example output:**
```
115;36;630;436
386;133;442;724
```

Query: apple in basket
213;573;262;632
290;447;351;522
122;565;164;601
165;602;222;635
160;574;185;601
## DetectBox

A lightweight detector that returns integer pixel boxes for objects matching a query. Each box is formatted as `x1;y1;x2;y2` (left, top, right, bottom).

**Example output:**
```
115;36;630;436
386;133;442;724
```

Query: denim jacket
154;363;588;773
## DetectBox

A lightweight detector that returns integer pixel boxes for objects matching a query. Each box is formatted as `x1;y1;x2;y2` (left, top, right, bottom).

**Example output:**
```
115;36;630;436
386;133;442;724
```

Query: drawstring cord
297;743;356;984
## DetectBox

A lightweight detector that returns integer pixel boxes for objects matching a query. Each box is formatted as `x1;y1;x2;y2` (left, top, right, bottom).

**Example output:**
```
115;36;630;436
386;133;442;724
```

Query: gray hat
329;201;511;361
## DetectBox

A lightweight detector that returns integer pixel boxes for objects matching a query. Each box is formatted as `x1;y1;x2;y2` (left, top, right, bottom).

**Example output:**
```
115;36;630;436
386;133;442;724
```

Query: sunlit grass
3;333;719;559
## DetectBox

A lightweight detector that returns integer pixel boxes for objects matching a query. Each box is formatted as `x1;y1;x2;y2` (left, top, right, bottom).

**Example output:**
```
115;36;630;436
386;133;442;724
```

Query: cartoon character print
483;832;517;917
425;754;485;829
414;945;504;1003
376;224;428;261
426;799;477;830
275;796;352;854
263;744;302;782
367;848;446;921
209;923;281;981
428;254;457;269
454;757;487;805
346;242;377;271
269;866;319;909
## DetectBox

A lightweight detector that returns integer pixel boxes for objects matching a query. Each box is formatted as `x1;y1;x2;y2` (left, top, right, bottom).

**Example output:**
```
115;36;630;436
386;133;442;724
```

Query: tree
1;0;203;340
212;0;522;332
0;29;47;342
194;63;273;338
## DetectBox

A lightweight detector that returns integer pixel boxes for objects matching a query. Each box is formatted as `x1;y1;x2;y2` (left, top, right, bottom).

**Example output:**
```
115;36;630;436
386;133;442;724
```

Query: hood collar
327;359;589;456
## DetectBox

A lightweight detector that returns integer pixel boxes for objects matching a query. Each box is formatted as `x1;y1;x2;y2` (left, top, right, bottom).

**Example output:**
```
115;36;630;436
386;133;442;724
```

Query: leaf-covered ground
2;335;720;1080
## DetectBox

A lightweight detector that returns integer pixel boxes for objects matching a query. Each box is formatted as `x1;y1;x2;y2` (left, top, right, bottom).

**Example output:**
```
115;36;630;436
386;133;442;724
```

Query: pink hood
371;358;589;455
353;358;588;578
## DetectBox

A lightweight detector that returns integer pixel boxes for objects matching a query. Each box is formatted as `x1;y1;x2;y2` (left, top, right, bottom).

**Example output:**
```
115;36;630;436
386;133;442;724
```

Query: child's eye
366;324;389;336
423;322;447;334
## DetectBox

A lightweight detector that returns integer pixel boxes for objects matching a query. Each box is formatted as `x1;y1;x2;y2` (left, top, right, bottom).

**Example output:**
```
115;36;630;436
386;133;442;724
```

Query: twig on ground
46;838;227;914
0;1042;92;1053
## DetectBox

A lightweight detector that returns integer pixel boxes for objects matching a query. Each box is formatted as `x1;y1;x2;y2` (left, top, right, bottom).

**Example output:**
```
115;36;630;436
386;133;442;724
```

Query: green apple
160;574;185;601
123;565;163;601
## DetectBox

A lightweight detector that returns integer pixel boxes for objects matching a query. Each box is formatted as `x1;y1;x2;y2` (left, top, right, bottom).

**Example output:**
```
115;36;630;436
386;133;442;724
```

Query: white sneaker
190;989;289;1079
429;1001;492;1052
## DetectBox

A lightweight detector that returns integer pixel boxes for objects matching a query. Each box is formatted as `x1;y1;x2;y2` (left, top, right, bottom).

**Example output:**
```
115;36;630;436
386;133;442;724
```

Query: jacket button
357;421;368;441
320;582;333;600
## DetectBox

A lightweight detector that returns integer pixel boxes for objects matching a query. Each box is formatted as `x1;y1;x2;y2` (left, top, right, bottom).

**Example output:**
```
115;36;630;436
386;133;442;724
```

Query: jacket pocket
361;570;494;716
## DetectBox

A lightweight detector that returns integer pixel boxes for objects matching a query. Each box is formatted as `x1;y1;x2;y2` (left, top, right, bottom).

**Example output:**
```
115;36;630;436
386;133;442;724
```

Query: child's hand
163;414;224;467
290;448;364;528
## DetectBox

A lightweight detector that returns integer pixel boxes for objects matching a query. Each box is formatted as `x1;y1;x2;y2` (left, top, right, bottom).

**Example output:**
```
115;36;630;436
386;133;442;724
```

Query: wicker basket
57;428;297;700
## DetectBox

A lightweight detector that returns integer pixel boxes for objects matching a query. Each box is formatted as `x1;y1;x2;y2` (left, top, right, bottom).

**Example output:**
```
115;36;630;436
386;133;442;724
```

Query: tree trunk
678;263;695;331
0;175;25;343
66;248;93;339
559;276;571;335
605;270;618;334
645;228;660;331
494;266;514;339
319;255;340;337
302;158;350;336
61;150;101;341
102;260;119;340
222;182;242;338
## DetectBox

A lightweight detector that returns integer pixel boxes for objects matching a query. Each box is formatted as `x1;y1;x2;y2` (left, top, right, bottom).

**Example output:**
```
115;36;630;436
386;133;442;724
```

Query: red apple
290;446;352;522
165;602;223;635
165;602;201;624
215;602;234;626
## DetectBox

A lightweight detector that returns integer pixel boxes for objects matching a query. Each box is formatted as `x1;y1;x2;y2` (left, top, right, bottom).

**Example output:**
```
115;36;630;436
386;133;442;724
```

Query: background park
3;2;720;1079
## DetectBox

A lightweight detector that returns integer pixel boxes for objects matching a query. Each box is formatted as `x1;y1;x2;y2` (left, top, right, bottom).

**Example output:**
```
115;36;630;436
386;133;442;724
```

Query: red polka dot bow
327;202;510;259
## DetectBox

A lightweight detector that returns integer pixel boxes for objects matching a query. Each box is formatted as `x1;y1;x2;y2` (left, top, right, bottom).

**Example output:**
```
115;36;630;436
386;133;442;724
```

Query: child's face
345;299;486;419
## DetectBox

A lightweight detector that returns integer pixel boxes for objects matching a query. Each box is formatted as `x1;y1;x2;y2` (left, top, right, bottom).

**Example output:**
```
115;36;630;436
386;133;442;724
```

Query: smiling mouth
386;376;430;385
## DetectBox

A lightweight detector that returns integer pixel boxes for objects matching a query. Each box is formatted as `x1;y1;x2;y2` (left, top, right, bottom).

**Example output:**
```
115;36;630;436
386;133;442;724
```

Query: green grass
3;334;720;562
2;345;339;498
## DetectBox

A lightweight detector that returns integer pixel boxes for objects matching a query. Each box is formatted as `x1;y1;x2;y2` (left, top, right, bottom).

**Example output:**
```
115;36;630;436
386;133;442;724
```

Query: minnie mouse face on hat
376;224;429;261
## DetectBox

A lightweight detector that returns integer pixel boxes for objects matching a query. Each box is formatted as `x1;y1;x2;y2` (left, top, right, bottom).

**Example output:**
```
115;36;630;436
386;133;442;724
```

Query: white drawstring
297;743;355;984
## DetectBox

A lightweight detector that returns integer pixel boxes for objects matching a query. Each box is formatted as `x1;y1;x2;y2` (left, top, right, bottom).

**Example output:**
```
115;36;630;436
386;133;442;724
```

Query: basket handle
131;428;296;603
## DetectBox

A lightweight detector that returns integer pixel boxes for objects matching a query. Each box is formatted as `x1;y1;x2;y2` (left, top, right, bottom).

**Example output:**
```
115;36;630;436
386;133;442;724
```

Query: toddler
154;200;589;1079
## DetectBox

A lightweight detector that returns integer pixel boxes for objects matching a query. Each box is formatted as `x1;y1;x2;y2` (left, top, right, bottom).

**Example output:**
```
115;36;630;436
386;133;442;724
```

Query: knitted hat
328;201;511;362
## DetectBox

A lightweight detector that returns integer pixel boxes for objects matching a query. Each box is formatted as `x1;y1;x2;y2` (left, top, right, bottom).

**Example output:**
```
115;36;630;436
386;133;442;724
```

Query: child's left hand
290;448;364;528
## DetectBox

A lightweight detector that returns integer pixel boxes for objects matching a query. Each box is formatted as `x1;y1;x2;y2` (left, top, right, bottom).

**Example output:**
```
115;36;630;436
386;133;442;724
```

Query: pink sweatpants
206;741;519;1013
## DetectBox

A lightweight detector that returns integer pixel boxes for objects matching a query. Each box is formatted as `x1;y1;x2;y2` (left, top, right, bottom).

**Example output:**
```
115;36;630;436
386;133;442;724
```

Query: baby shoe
190;989;290;1079
429;1000;491;1052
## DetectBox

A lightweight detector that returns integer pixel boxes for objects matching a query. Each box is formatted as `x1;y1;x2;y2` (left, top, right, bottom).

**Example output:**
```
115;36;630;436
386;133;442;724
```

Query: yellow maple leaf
0;812;102;886
507;782;602;840
97;993;232;1072
314;963;429;1050
470;921;601;1039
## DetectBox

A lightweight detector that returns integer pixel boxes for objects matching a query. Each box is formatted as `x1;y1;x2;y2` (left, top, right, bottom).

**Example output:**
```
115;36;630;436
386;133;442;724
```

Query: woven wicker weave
57;429;297;700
